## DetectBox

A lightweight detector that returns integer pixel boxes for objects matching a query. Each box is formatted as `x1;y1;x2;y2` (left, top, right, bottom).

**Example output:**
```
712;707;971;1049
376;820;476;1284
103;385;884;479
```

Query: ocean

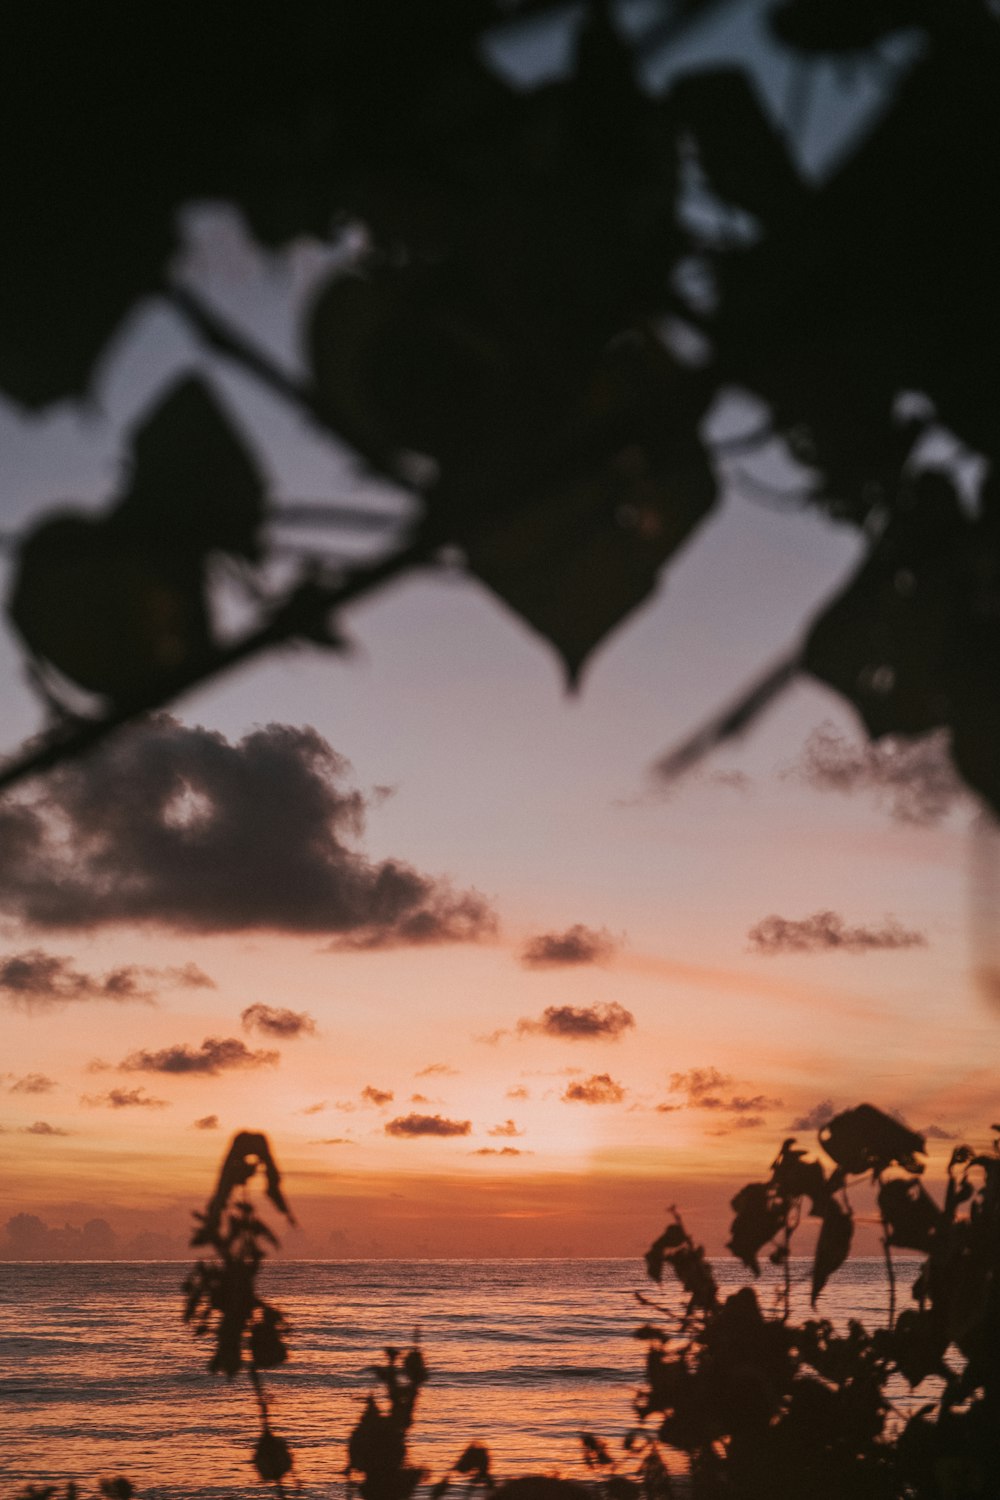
1;1257;917;1498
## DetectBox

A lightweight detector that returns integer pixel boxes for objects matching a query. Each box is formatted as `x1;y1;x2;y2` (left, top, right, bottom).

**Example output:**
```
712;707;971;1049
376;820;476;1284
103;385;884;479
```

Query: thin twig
652;649;802;783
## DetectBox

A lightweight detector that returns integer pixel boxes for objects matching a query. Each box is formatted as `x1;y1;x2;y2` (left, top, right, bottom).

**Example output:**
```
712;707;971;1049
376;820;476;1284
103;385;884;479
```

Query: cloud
297;1101;327;1116
787;723;964;825
708;1116;766;1135
791;1099;836;1131
748;911;927;956
119;1036;278;1076
7;1073;55;1095
21;1120;70;1136
506;1085;530;1101
0;950;213;1011
83;1087;169;1109
384;1113;471;1138
415;1063;458;1078
488;1119;524;1138
193;1114;219;1130
361;1086;394;1107
520;925;619;968
312;1137;356;1145
665;1068;781;1117
471;1147;530;1156
0;716;497;946
561;1073;625;1105
516;1001;635;1042
922;1123;959;1141
241;1003;317;1040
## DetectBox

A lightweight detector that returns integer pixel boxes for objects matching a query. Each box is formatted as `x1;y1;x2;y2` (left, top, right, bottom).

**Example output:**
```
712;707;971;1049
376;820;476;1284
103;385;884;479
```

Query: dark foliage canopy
1;0;998;812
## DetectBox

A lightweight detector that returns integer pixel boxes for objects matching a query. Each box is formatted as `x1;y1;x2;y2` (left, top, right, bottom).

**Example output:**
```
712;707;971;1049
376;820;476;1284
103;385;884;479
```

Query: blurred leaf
771;0;929;51
878;1177;942;1252
253;1429;293;1483
818;1104;926;1177
727;1182;784;1275
811;1197;853;1304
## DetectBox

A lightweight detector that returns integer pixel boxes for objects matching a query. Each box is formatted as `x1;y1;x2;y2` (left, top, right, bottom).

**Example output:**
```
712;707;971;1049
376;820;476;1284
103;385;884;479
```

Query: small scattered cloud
21;1120;70;1136
297;1101;327;1116
520;925;619;968
83;1087;169;1109
119;1036;278;1076
166;964;216;990
665;1068;781;1119
488;1119;524;1138
516;1001;635;1042
787;723;964;825
922;1123;959;1141
0;717;497;948
0;950;212;1011
748;911;926;956
506;1085;530;1101
384;1113;471;1138
410;1093;435;1104
708;1116;766;1135
561;1073;625;1105
471;1147;530;1156
416;1063;458;1078
193;1114;219;1130
241;1003;317;1040
362;1085;394;1107
7;1073;55;1095
791;1099;836;1131
311;1136;356;1145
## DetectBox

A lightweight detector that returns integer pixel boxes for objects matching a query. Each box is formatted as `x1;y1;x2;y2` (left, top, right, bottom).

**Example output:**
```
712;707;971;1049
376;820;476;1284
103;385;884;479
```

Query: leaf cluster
4;0;1000;817
593;1105;1000;1500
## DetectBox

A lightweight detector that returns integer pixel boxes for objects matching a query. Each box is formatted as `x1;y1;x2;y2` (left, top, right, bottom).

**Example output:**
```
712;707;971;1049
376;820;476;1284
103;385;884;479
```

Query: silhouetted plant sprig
586;1104;1000;1499
182;1131;296;1490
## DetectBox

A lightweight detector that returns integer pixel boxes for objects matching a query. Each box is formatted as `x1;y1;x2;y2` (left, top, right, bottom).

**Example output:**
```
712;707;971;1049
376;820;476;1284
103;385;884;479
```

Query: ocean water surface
1;1257;914;1498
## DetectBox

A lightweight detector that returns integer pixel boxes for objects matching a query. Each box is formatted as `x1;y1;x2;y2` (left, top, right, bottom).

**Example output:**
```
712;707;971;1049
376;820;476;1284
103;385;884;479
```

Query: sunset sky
1;6;996;1263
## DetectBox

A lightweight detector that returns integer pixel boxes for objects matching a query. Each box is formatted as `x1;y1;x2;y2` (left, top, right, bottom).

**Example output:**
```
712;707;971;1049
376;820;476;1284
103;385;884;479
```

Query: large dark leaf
818;1105;926;1177
727;1182;785;1276
771;0;929;51
878;1177;942;1252
811;1198;853;1304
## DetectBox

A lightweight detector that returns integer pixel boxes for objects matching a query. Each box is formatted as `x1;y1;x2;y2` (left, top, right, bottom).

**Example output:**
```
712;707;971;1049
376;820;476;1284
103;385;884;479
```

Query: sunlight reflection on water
1;1257;920;1499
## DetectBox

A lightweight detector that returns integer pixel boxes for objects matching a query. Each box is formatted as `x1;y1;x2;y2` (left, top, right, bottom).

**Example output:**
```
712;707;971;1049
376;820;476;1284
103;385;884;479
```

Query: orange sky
1;213;996;1264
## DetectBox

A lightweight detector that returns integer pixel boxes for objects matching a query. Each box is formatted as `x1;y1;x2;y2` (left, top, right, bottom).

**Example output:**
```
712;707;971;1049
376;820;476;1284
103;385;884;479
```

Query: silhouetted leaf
772;0;929;51
818;1104;926;1177
811;1198;853;1304
878;1177;942;1252
727;1182;784;1275
890;1307;948;1386
253;1429;293;1482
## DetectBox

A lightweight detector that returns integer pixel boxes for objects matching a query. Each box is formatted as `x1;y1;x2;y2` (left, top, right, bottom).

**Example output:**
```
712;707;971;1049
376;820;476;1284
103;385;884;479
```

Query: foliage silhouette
14;1109;1000;1497
0;0;997;817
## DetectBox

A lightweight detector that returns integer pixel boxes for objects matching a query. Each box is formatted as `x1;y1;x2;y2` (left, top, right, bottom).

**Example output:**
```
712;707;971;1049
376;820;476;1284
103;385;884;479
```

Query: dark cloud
506;1085;530;1101
83;1087;169;1109
21;1120;70;1136
384;1113;471;1138
119;1036;278;1076
7;1073;55;1095
561;1073;625;1105
488;1119;524;1138
516;1001;635;1042
241;1003;317;1040
787;723;964;825
708;1116;766;1135
666;1069;781;1117
0;716;497;946
362;1086;394;1107
520;925;618;968
748;911;927;956
791;1099;837;1131
0;950;212;1011
416;1063;458;1078
193;1114;219;1130
471;1147;530;1156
